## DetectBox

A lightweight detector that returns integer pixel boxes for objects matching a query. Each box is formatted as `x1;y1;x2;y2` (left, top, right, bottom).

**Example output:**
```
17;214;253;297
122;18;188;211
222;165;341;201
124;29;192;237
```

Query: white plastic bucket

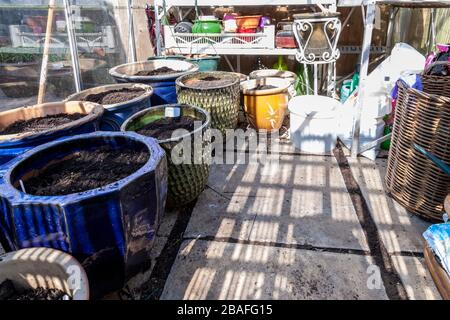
288;95;341;154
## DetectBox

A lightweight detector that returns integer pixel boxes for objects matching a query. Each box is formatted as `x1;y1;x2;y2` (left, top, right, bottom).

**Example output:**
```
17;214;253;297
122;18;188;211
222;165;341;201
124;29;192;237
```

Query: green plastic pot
186;56;220;71
121;104;211;208
192;20;222;33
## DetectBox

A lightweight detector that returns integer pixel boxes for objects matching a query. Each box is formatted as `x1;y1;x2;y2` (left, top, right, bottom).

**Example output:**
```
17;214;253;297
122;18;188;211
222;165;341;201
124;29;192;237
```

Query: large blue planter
0;131;167;296
66;83;153;131
0;101;103;166
109;59;198;106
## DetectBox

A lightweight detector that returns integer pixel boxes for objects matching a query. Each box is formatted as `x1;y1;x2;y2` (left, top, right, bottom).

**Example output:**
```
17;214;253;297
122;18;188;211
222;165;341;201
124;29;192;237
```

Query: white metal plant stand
292;13;342;95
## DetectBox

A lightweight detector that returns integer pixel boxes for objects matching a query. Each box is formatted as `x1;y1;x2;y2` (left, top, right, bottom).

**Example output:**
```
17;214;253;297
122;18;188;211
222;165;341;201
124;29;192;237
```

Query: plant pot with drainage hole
109;59;198;106
122;104;210;209
66;83;153;131
0;101;103;165
241;77;291;131
0;131;167;298
176;71;240;136
0;247;89;300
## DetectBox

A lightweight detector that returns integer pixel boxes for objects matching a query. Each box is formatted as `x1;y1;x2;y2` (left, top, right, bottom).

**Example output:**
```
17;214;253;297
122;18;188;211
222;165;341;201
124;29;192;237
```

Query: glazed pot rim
241;77;291;95
65;83;154;109
176;71;240;90
0;131;165;204
0;247;89;300
121;103;211;144
0;101;104;143
109;60;199;82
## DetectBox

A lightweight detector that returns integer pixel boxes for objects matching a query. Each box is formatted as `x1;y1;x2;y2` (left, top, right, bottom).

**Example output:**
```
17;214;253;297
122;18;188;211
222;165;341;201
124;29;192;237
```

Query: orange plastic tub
235;15;262;29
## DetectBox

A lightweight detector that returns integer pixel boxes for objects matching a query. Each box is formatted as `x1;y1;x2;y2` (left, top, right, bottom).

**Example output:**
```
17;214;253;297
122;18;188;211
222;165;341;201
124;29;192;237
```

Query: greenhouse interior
0;0;449;303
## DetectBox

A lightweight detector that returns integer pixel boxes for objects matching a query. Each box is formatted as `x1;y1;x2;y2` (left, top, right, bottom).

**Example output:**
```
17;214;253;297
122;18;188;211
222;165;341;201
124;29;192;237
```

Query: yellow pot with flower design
241;77;291;131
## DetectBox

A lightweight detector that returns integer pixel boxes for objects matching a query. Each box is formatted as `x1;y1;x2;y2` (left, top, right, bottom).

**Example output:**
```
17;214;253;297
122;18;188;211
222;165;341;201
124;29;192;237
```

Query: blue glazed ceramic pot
0;131;167;296
0;101;103;166
109;59;198;105
66;83;153;131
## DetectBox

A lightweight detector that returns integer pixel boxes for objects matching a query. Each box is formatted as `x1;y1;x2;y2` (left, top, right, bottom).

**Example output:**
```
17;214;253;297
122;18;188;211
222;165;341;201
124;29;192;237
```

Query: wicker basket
121;104;211;208
385;62;450;221
176;71;240;136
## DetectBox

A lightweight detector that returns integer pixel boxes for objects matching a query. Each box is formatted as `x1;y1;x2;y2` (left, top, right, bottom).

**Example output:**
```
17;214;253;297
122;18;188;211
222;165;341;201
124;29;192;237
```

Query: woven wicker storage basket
385;62;450;221
176;71;240;136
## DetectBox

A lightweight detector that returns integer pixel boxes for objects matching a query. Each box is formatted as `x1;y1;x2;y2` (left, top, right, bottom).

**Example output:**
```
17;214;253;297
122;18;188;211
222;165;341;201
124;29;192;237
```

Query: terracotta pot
241;77;290;131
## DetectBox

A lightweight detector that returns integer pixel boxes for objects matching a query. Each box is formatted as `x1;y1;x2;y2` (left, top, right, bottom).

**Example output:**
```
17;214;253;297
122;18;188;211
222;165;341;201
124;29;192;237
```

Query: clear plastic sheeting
0;0;134;111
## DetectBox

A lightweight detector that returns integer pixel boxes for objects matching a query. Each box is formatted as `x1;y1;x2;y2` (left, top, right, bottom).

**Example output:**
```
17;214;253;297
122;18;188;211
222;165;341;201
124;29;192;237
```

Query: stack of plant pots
122;104;210;208
0;101;104;165
66;83;153;131
176;71;240;135
0;131;167;298
109;59;198;106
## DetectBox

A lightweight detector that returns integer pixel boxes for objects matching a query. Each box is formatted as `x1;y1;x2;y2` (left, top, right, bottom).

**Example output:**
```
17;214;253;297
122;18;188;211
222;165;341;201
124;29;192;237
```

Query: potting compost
183;76;235;89
136;116;195;140
81;87;145;105
0;280;71;300
0;113;84;135
134;66;177;76
23;146;149;196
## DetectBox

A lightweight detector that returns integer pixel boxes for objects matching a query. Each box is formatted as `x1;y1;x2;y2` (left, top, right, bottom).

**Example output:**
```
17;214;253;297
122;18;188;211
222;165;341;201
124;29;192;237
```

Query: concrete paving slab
184;188;256;240
391;255;441;300
203;153;369;250
157;209;180;237
161;239;388;300
347;157;431;254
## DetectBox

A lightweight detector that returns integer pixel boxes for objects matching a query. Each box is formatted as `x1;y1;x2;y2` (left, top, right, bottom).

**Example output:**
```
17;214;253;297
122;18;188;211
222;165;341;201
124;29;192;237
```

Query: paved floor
0;138;441;300
149;139;441;300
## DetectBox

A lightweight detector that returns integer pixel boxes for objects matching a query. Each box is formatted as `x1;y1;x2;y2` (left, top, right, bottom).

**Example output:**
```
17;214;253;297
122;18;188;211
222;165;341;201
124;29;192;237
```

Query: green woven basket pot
176;71;240;136
121;104;211;208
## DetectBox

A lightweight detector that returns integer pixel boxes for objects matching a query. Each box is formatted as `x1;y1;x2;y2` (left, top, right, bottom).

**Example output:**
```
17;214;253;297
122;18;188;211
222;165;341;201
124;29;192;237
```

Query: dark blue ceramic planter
66;83;153;131
0;131;167;296
109;59;198;105
0;101;103;166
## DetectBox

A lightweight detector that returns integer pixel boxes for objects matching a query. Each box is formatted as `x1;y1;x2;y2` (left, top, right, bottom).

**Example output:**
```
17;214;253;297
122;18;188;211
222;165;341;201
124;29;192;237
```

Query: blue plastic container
66;83;153;131
109;59;198;105
0;131;167;297
0;101;103;166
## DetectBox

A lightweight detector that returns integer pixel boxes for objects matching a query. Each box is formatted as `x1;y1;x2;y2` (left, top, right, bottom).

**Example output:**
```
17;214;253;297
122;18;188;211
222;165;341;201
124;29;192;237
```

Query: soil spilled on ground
254;84;277;90
0;280;71;300
183;76;236;89
136;116;195;141
23;146;149;196
0;113;84;135
134;66;177;76
82;88;145;105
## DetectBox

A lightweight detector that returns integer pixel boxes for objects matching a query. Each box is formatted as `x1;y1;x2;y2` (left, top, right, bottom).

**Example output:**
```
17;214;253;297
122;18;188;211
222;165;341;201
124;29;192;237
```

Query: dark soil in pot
81;88;145;105
0;113;84;135
183;76;235;89
0;279;71;300
136;116;195;140
134;66;177;76
23;146;149;196
254;84;277;90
